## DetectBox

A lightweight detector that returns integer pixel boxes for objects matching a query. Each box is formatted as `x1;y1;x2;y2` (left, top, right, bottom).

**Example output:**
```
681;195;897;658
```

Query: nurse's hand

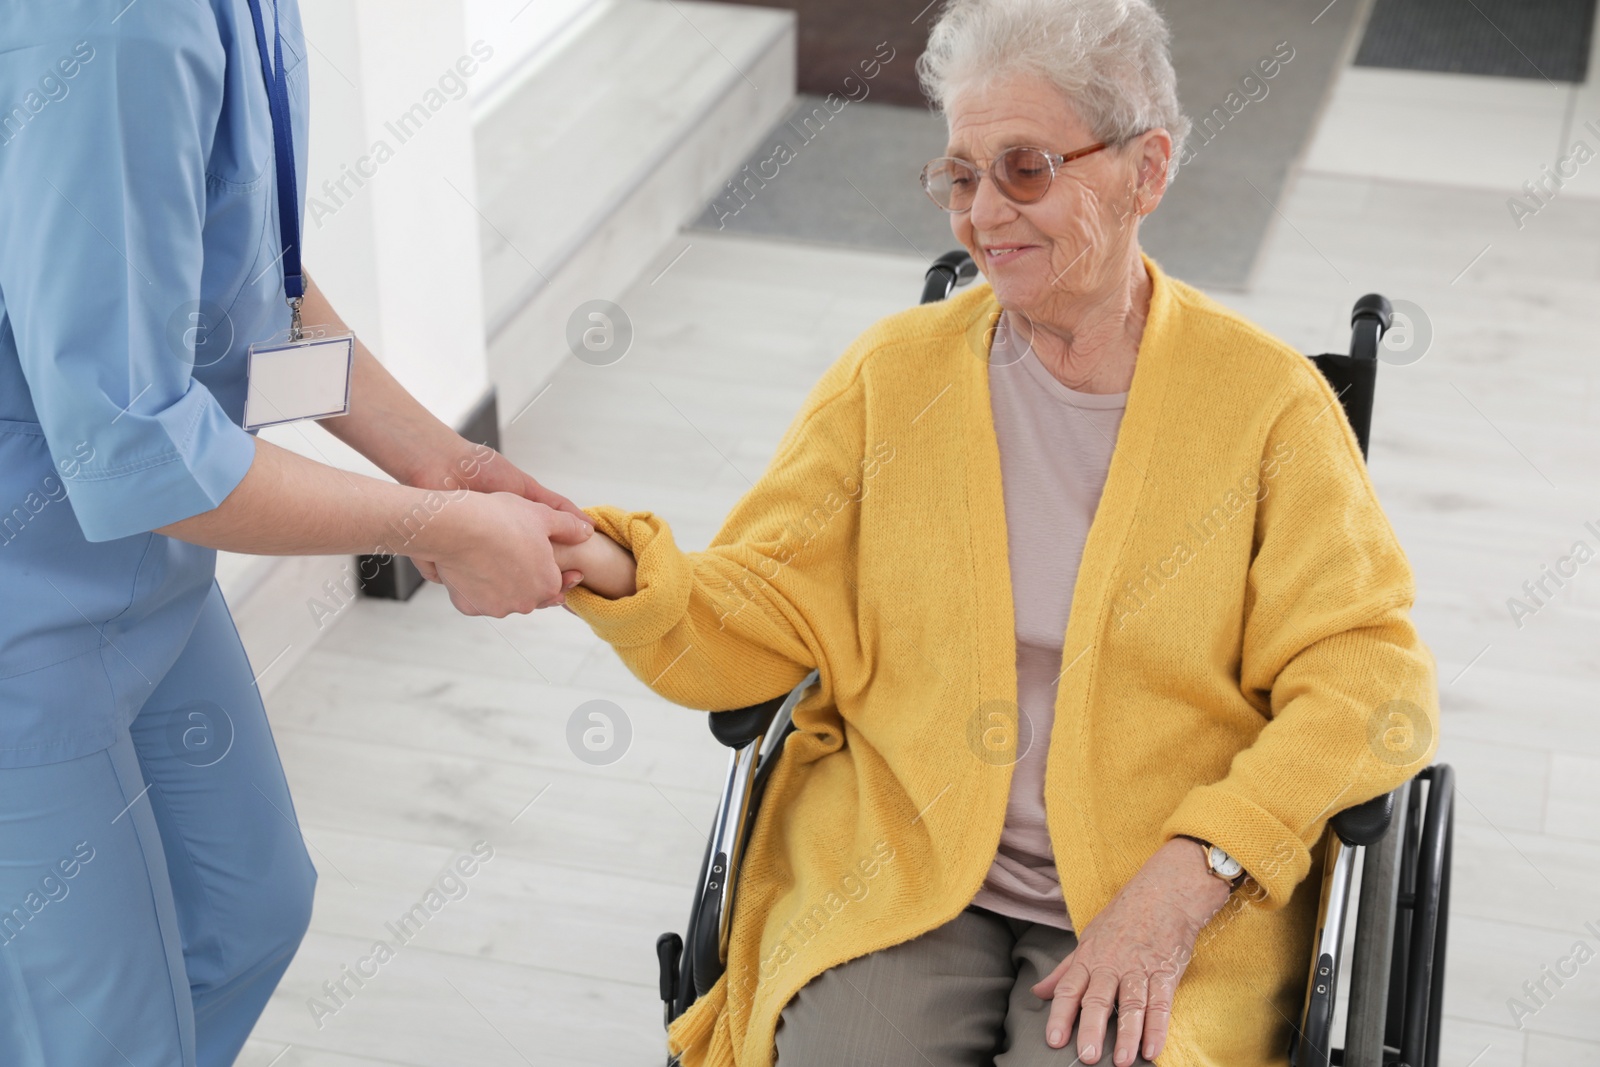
426;442;587;520
412;491;594;617
408;441;587;594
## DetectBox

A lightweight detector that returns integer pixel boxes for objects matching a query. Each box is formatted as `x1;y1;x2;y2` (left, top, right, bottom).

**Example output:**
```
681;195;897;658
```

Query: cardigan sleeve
563;342;875;712
1160;362;1439;909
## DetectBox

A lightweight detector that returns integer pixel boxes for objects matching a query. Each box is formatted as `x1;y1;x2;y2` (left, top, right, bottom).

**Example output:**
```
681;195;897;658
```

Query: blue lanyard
244;0;305;336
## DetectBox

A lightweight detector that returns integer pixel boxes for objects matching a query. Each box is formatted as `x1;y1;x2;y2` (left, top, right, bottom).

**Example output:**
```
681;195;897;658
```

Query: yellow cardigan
565;254;1439;1067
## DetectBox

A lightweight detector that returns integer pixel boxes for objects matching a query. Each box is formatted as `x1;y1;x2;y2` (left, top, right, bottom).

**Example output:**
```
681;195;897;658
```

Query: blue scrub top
0;0;309;767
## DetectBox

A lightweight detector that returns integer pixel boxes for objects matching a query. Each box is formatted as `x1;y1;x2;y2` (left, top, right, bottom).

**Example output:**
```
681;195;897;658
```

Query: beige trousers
773;903;1155;1066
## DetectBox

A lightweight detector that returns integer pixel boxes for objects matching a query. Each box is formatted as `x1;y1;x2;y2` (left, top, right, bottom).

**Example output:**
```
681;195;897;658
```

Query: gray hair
916;0;1192;181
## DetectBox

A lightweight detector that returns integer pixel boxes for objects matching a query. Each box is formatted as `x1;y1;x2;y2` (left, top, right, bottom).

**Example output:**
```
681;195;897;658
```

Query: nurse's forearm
156;436;595;616
297;273;471;487
155;435;476;558
293;274;587;528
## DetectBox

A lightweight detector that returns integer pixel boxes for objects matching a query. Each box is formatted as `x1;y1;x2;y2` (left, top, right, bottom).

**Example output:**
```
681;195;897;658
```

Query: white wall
463;0;608;115
296;0;491;445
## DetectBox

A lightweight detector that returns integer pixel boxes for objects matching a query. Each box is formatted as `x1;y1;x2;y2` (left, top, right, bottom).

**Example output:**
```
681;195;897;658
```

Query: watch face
1210;847;1244;880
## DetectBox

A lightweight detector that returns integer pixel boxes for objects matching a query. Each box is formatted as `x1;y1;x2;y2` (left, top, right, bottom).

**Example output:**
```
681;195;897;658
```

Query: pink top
967;312;1127;931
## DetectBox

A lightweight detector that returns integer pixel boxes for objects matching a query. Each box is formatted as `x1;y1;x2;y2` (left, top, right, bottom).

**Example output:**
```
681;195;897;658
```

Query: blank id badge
243;329;355;431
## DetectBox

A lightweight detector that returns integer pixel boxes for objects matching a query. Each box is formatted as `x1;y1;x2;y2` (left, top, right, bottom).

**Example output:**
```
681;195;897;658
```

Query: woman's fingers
1041;956;1086;1049
1113;972;1148;1066
534;571;583;609
1039;950;1179;1063
1030;950;1074;998
1141;966;1180;1061
1029;838;1218;1063
1073;966;1121;1063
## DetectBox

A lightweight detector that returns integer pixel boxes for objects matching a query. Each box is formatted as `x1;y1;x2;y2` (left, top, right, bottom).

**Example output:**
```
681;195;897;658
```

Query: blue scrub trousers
0;583;317;1066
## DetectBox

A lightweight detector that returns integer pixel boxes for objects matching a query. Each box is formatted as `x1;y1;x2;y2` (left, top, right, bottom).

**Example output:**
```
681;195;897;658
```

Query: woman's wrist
569;531;637;600
1164;837;1234;925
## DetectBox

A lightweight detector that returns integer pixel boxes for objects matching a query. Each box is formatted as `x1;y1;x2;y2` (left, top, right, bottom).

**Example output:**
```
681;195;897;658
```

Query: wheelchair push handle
656;931;684;1030
1351;292;1393;332
656;932;682;1003
921;249;978;304
1349;293;1393;364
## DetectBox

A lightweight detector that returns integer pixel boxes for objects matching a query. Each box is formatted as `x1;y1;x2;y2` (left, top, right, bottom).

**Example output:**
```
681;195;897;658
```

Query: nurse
0;1;588;1063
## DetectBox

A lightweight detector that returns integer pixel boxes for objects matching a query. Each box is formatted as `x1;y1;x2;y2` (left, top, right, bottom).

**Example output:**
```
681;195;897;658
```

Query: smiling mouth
983;245;1035;260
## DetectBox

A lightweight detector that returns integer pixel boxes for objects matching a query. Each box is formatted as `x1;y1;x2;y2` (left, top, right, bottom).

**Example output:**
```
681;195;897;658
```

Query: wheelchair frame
654;251;1454;1067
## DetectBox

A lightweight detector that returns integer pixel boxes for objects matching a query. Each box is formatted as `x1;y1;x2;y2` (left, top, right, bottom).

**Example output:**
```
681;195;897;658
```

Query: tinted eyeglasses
920;143;1110;212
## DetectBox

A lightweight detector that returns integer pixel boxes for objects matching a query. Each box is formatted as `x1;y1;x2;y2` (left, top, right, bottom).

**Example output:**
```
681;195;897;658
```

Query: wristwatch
1184;836;1246;889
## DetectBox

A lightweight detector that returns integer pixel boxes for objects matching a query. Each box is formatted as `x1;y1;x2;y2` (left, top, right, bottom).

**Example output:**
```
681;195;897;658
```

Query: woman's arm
149;273;595;614
1159;366;1439;905
297;273;589;595
560;346;875;711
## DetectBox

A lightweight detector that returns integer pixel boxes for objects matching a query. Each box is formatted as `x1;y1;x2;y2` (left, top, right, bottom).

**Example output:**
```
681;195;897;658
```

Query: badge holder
242;0;355;433
243;301;355;431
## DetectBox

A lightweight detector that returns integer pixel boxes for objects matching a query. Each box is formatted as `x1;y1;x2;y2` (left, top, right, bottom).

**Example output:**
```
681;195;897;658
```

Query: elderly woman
554;0;1438;1064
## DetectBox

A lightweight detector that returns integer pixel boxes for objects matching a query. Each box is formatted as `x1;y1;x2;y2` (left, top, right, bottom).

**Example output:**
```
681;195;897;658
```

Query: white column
220;0;494;689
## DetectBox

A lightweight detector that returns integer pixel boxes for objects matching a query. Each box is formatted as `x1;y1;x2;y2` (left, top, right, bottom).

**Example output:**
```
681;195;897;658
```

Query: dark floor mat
706;0;937;108
1355;0;1597;81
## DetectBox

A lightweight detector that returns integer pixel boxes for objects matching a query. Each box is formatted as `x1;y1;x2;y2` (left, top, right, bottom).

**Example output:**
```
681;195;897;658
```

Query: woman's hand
553;529;638;600
1031;838;1233;1065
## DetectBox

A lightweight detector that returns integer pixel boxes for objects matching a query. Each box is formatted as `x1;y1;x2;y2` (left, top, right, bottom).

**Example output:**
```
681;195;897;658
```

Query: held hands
1031;838;1232;1065
405;442;594;614
412;491;592;616
551;527;637;600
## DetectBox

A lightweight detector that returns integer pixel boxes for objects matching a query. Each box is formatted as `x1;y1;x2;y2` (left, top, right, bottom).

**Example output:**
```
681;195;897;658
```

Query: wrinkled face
942;74;1170;321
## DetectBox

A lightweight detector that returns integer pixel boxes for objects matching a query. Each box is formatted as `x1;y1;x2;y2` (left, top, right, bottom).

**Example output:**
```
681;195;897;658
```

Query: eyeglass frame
919;141;1113;212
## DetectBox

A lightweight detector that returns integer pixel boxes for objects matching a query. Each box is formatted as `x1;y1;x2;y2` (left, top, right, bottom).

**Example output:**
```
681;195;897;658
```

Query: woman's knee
775;910;1015;1065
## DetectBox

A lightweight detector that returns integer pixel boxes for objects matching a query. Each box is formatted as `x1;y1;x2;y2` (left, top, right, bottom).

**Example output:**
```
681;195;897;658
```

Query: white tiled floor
241;50;1600;1067
1303;67;1576;192
1303;21;1600;203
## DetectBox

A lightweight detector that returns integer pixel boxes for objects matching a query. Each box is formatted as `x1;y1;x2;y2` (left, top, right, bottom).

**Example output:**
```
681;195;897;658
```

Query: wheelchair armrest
1331;791;1394;846
708;694;789;749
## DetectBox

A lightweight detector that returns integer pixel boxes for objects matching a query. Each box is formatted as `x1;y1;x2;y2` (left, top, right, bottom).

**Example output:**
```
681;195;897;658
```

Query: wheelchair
654;249;1455;1067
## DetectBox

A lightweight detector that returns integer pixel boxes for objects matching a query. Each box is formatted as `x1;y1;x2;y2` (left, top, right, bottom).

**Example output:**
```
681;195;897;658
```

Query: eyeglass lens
923;147;1055;211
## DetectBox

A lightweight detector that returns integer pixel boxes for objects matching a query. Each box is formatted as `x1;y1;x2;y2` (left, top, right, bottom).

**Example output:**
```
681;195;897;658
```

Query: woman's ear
1133;128;1174;215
